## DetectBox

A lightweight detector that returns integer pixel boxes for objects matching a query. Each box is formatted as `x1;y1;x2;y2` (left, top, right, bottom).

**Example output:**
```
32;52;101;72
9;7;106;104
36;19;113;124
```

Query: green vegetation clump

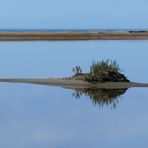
84;60;129;83
90;60;120;73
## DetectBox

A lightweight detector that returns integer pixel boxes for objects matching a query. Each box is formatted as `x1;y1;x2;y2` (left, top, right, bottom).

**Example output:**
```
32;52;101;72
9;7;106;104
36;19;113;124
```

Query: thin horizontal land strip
0;78;148;89
0;31;148;40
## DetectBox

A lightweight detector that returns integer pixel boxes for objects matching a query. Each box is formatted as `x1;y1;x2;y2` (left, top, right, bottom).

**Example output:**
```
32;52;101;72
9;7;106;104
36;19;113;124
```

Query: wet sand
0;78;148;89
0;31;148;40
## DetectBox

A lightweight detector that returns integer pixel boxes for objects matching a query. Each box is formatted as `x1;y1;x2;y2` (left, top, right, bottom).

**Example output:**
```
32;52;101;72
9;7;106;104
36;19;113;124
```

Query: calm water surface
0;41;148;148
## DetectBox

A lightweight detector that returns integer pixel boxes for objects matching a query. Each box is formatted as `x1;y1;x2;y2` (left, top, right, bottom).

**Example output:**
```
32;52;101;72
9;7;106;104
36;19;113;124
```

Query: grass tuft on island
71;60;130;83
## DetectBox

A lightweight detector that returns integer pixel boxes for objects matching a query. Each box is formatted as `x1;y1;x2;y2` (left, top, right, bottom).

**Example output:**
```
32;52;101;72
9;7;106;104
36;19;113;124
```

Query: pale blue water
0;41;148;148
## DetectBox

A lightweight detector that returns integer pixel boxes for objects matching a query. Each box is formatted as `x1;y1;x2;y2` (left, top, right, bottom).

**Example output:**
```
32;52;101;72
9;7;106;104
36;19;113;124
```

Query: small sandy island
0;60;147;89
0;60;144;107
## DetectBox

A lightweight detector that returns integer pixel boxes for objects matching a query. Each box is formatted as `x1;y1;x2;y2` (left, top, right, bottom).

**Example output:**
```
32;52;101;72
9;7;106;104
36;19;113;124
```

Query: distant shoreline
0;30;148;40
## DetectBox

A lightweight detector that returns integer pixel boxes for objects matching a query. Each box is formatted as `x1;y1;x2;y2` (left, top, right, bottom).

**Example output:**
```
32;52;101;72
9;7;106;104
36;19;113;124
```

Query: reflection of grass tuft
72;88;127;108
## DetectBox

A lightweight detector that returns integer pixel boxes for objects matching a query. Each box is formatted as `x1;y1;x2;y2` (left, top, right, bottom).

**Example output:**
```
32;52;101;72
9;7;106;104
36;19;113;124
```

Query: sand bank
0;31;148;40
0;78;148;89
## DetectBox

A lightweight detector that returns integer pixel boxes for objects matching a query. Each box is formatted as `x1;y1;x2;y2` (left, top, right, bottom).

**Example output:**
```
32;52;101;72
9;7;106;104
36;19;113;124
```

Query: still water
0;41;148;147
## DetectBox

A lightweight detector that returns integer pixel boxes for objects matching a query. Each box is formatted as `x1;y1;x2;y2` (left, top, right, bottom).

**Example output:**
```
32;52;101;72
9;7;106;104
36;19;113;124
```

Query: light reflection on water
0;82;147;148
0;41;148;147
71;87;127;108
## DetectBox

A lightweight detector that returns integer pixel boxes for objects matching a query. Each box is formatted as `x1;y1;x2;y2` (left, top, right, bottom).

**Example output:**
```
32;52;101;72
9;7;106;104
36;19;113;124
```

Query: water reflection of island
71;87;127;108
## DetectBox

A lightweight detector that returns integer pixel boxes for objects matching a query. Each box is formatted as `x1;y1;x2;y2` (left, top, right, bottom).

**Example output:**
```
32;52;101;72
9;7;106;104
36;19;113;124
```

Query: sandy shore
0;31;148;40
0;78;148;89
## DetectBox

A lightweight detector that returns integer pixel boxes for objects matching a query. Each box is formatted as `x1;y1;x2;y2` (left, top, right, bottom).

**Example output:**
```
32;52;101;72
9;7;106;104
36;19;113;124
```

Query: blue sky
0;0;148;29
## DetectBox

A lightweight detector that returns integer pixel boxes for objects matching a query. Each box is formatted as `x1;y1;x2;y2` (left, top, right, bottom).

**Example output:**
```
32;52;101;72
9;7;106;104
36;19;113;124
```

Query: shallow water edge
0;78;148;89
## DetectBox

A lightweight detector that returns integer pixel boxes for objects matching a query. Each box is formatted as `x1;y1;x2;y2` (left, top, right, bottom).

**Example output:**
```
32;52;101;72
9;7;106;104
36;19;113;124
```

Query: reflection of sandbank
0;78;148;89
0;78;147;108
